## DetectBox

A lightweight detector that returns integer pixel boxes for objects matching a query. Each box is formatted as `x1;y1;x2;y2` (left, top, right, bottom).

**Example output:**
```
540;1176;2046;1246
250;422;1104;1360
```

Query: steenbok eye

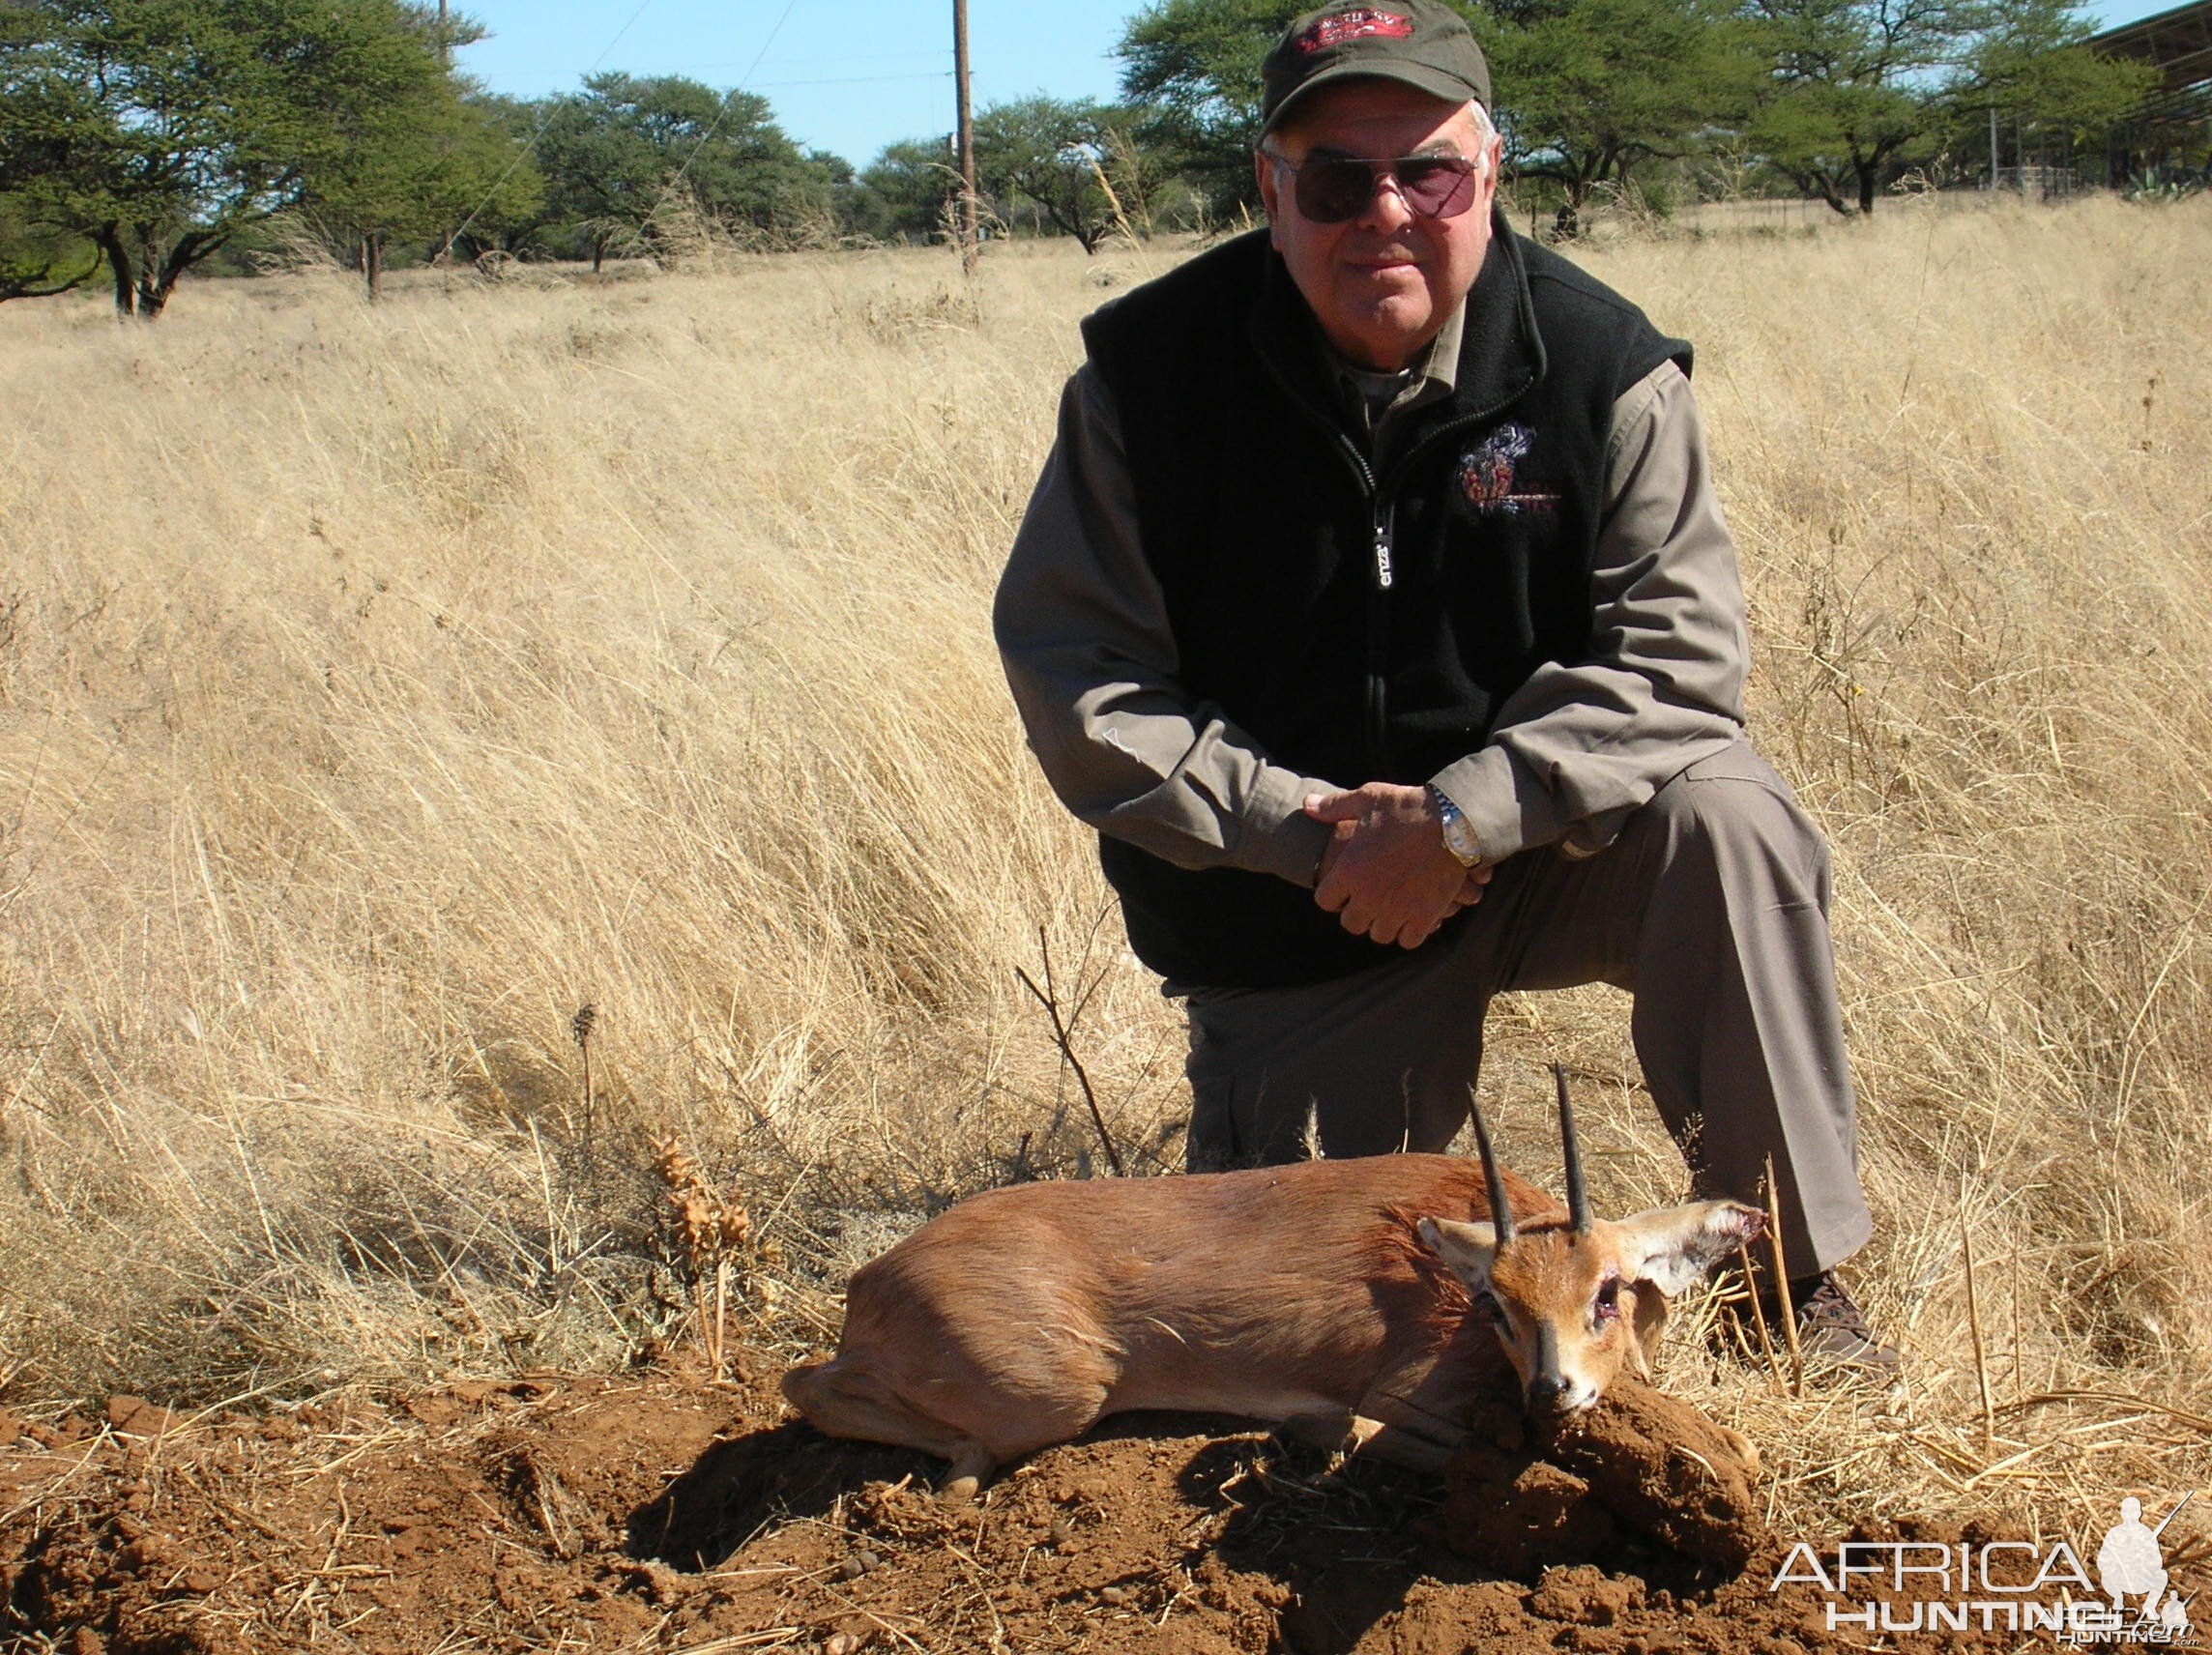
1593;1278;1621;1321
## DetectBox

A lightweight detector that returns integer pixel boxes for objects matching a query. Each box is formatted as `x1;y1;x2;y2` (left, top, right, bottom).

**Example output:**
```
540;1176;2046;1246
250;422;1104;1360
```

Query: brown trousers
1175;741;1872;1279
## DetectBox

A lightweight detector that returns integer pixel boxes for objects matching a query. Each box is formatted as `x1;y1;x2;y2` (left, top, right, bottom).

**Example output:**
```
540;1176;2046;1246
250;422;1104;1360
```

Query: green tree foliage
0;193;98;301
535;80;665;269
849;136;959;244
533;73;836;266
443;93;556;259
1120;0;1302;212
1742;0;1996;213
0;0;510;316
975;96;1168;251
1486;0;1766;236
1743;0;2146;212
295;53;542;295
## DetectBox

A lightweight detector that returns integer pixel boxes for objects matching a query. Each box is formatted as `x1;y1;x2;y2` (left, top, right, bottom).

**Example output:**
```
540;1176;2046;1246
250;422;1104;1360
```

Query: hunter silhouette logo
1457;425;1558;516
1295;9;1415;52
2099;1495;2195;1636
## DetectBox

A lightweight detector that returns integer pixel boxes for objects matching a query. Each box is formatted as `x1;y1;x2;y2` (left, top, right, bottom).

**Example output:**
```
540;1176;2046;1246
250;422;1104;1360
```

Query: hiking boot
1790;1273;1902;1380
1714;1270;1902;1384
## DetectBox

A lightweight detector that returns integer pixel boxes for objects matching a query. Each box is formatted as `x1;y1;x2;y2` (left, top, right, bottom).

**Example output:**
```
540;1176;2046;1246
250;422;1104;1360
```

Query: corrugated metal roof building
2086;1;2212;182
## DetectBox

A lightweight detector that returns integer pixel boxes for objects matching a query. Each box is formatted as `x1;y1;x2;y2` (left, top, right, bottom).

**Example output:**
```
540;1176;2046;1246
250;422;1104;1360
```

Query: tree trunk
1807;171;1850;216
364;234;385;299
131;230;220;320
98;228;136;319
1552;186;1587;240
131;231;166;320
1856;164;1878;215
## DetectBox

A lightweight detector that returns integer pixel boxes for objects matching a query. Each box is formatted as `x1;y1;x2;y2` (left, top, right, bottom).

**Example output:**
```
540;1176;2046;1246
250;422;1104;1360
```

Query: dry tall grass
2;194;2207;1539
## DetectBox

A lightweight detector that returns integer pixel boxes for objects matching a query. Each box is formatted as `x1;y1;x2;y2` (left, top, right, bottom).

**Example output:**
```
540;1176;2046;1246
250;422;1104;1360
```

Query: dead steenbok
783;1073;1763;1497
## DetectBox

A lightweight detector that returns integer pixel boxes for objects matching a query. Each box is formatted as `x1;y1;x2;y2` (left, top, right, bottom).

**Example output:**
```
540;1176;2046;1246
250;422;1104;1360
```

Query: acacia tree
535;81;665;269
443;93;556;259
1119;0;1301;212
850;137;961;244
1741;0;1998;213
1484;0;1766;236
0;0;508;316
295;40;540;294
534;73;834;265
975;96;1168;250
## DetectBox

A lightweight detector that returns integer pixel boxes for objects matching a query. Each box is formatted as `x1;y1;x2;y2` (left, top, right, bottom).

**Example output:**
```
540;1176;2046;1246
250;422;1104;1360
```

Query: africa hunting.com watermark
1771;1495;2197;1643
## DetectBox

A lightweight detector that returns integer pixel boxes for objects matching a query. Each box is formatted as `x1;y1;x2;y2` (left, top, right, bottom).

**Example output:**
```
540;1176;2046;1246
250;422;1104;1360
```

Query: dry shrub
0;196;2206;1543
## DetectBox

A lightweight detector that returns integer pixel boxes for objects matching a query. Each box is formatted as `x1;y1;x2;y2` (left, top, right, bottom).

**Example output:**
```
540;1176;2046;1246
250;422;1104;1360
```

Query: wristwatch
1427;784;1484;867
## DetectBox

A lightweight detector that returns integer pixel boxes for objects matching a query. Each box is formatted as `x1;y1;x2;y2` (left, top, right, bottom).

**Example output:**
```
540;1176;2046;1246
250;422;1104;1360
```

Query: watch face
1429;786;1482;865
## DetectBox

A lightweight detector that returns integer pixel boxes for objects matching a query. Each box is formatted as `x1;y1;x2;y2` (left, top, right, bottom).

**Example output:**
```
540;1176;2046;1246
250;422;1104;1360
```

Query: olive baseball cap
1260;0;1492;135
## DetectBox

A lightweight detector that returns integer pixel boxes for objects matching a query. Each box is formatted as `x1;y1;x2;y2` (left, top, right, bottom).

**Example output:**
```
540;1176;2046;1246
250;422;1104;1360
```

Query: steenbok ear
1612;1200;1765;1299
1418;1216;1501;1293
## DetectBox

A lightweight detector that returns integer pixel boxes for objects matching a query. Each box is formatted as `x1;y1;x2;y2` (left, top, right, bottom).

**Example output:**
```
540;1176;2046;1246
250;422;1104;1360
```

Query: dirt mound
0;1363;2031;1654
1441;1378;1764;1577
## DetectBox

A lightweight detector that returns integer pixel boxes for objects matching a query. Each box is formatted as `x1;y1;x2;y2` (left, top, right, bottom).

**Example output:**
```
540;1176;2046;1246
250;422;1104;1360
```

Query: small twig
571;1004;598;1155
2010;1250;2025;1401
712;1257;729;1383
1763;1156;1803;1396
1962;1193;1994;1452
1013;927;1124;1176
1732;1242;1781;1386
1994;1389;2212;1435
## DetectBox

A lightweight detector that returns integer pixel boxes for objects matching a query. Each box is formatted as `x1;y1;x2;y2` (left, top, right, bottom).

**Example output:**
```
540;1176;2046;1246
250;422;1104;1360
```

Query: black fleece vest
1080;218;1689;989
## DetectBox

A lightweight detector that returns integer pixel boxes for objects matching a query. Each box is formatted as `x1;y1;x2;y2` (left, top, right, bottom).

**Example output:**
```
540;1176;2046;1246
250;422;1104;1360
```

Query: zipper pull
1373;516;1394;591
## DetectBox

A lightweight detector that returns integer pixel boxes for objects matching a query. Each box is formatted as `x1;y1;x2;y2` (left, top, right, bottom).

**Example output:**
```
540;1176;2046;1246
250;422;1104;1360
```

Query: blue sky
455;0;2181;170
456;1;1130;168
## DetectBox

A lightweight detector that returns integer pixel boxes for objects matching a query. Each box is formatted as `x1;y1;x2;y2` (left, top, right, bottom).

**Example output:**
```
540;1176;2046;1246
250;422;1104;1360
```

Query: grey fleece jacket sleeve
993;355;1746;881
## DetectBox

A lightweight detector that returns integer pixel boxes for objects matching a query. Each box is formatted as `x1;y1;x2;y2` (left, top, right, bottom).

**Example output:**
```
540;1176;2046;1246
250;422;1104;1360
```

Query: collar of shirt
1321;298;1467;453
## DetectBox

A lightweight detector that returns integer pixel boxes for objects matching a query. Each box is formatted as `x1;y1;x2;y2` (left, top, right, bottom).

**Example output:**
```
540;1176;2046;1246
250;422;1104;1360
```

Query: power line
441;0;661;257
755;49;951;66
751;71;952;88
618;0;809;261
471;50;947;81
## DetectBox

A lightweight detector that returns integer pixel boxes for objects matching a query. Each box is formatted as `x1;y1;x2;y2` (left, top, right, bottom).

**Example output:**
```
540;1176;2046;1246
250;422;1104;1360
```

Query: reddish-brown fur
782;1154;1558;1495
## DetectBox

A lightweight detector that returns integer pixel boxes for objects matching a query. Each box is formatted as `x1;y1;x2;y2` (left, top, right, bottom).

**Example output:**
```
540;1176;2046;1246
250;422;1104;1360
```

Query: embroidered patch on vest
1295;9;1415;52
1456;425;1559;515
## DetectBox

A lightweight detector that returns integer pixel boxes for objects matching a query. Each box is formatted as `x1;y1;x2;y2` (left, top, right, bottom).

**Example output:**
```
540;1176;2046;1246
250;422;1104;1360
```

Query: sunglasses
1271;152;1481;224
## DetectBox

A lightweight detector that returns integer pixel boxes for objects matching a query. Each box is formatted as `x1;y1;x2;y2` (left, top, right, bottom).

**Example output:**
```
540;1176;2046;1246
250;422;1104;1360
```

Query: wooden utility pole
953;0;978;274
438;0;452;66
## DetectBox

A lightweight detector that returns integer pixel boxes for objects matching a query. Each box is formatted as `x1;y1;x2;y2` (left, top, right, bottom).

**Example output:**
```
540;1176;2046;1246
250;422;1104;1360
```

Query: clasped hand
1303;782;1493;950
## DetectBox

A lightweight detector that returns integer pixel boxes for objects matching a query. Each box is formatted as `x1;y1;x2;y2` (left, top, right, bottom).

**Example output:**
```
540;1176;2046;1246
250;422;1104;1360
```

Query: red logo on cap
1295;9;1415;51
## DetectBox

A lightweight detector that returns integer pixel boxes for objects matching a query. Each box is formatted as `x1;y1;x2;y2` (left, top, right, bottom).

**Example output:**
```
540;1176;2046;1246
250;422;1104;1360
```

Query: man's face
1256;79;1500;373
